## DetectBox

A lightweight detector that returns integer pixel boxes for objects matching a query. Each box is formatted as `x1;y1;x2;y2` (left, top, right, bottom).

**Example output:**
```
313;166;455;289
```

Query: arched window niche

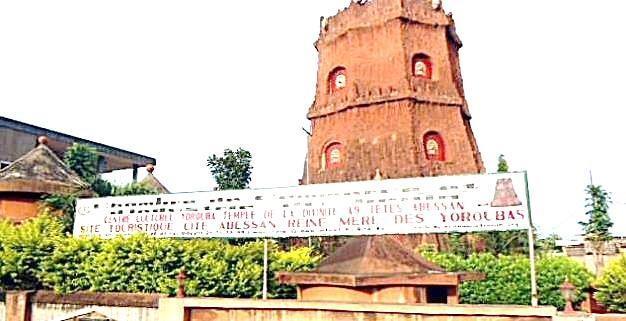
322;142;344;170
412;54;433;79
423;132;445;161
328;67;347;94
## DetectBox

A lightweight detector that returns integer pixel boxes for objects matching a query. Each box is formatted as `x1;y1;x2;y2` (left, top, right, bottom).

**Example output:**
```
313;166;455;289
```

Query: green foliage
40;237;102;293
537;234;561;253
91;177;114;197
112;182;158;196
497;154;509;173
86;235;186;294
0;218;320;297
596;254;626;312
64;143;99;185
421;250;593;309
579;185;613;243
41;194;77;233
0;215;64;290
270;246;322;298
477;230;529;255
207;148;253;190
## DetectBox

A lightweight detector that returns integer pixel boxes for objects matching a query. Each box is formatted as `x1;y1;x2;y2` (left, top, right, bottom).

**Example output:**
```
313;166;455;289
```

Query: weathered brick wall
0;195;40;223
306;0;483;185
158;298;557;321
189;309;550;321
308;100;482;184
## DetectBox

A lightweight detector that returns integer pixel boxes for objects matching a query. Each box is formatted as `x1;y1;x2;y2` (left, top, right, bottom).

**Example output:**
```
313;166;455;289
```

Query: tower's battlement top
319;0;452;45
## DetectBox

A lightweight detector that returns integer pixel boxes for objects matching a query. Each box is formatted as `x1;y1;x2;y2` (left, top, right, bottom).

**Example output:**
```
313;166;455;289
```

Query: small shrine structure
0;136;92;222
279;236;482;304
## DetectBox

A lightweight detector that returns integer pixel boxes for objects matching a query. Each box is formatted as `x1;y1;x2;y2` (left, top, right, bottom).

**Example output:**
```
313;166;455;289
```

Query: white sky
1;0;624;239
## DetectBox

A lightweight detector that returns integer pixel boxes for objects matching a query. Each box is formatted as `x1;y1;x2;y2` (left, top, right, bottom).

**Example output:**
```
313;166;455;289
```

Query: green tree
579;184;613;273
64;143;99;185
63;143;114;197
207;148;253;190
497;154;509;172
596;254;626;312
45;143;157;232
41;194;77;233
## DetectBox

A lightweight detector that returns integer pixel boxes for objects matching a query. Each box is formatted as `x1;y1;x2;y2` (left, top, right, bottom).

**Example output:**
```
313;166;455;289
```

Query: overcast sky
1;0;624;239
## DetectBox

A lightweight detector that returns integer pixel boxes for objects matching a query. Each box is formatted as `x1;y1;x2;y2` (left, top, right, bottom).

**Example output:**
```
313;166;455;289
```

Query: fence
6;291;160;321
31;303;157;321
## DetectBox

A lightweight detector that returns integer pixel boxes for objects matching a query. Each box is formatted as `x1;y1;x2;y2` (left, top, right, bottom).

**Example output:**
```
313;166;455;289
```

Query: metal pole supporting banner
524;171;539;307
263;239;269;300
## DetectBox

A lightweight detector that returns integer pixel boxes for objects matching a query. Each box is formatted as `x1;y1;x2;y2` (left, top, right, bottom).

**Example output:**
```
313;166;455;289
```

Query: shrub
85;235;186;294
270;246;322;299
33;230;320;298
40;237;102;293
596;254;626;312
422;250;593;309
0;215;64;290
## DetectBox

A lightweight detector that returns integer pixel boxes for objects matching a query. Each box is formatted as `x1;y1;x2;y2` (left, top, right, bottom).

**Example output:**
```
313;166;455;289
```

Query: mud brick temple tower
305;0;484;185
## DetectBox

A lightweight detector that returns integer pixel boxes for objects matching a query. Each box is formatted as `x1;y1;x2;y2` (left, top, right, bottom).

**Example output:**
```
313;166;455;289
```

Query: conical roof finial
37;136;49;146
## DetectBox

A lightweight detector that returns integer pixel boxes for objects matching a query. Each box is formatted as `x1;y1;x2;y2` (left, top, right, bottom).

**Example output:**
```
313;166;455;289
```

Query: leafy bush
86;235;185;294
0;215;64;290
112;182;158;196
421;249;593;309
40;237;102;293
0;217;320;298
270;246;322;298
596;254;626;312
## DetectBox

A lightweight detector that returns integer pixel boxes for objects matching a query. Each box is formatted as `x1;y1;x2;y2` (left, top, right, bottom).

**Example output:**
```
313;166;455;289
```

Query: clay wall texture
159;298;556;321
189;309;550;321
0;194;40;222
306;0;483;184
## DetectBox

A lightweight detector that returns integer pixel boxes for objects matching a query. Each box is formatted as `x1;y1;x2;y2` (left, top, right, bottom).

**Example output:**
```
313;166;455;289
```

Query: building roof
0;116;155;172
316;236;444;275
140;165;170;193
278;236;483;287
0;141;92;196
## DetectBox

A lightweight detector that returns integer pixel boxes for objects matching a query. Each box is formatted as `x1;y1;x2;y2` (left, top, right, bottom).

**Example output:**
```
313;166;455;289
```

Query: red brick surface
306;0;483;184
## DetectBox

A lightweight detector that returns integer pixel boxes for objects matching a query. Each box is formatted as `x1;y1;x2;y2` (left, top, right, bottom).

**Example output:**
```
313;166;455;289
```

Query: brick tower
305;0;484;185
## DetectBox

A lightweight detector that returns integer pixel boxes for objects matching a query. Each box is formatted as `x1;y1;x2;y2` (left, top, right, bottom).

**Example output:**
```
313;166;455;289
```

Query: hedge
596;254;626;312
0;215;321;298
0;215;599;309
420;248;594;309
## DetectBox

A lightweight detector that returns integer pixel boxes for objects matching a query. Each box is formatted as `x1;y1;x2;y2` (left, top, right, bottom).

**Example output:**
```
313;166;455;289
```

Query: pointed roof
278;236;484;288
0;140;92;195
316;236;444;275
139;164;169;194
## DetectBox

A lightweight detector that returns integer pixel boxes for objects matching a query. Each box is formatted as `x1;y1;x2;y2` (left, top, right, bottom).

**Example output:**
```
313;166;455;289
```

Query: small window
324;142;344;169
423;132;445;161
328;67;347;93
0;161;10;170
412;54;433;79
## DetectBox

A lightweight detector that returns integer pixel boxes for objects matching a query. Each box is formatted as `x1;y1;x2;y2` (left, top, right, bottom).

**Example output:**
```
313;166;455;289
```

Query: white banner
73;172;531;238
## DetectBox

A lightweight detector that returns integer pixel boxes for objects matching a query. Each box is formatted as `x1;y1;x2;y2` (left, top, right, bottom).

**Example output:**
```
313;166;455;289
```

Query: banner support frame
262;238;269;300
524;171;538;307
